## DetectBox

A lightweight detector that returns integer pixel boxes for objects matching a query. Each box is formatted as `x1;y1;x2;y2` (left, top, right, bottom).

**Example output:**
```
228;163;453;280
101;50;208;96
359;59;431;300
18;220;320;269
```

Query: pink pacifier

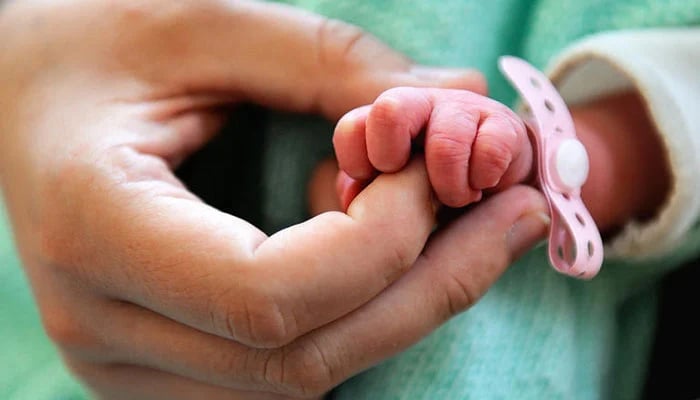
499;56;603;279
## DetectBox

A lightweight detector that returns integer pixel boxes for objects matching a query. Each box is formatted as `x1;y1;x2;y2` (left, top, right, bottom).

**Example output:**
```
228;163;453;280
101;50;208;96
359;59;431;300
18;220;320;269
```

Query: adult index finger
279;186;549;393
56;151;436;349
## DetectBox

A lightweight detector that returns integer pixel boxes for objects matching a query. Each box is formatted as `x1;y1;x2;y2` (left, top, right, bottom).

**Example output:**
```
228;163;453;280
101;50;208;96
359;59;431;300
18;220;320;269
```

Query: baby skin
309;87;671;236
333;87;532;211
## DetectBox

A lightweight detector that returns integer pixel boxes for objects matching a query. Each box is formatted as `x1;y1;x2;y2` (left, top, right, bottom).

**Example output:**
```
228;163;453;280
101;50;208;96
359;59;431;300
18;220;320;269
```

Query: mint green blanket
1;0;699;399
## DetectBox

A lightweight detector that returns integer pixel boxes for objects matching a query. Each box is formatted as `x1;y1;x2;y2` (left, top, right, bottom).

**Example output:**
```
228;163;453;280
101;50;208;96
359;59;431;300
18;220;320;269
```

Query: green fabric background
1;0;699;399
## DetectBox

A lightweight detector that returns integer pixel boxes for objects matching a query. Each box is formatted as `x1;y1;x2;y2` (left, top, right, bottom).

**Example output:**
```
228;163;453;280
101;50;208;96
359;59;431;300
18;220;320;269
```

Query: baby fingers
424;104;483;207
425;92;530;207
333;87;532;209
333;87;434;180
469;111;531;191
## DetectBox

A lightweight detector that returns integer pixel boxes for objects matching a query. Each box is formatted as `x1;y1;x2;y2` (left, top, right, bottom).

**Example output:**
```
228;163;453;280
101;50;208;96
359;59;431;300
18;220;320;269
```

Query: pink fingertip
334;106;374;180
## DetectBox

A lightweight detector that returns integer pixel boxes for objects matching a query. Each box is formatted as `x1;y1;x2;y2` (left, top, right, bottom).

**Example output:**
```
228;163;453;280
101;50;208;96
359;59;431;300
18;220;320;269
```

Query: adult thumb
160;0;487;119
422;185;551;306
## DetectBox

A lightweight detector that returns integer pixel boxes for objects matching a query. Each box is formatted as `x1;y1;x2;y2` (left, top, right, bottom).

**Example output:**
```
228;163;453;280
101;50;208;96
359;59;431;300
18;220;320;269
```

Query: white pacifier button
554;139;589;190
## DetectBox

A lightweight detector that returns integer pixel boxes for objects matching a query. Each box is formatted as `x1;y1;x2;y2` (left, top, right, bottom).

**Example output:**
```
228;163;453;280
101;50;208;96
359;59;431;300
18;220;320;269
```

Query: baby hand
333;87;534;209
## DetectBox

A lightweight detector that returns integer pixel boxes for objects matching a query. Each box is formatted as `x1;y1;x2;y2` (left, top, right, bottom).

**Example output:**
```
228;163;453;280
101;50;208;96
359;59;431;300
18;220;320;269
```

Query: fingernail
410;66;488;95
506;211;551;258
410;66;479;82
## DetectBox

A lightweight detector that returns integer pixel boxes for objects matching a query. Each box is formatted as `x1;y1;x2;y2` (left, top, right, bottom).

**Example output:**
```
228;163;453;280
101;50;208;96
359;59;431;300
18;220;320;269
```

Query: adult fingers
56;188;547;399
66;299;328;397
295;185;550;388
248;158;437;347
1;0;485;126
44;150;436;349
64;299;285;395
68;360;302;400
120;0;487;119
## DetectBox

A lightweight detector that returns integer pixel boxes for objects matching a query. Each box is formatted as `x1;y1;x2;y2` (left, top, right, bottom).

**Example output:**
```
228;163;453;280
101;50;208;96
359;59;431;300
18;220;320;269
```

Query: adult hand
0;1;546;399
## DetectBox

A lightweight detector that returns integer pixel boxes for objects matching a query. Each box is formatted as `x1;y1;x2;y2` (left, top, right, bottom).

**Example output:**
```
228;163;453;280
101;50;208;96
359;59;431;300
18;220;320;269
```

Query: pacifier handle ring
498;56;603;279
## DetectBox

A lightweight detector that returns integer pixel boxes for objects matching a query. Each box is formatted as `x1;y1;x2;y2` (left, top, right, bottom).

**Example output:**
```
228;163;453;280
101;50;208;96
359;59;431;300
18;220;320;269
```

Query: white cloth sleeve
545;28;700;260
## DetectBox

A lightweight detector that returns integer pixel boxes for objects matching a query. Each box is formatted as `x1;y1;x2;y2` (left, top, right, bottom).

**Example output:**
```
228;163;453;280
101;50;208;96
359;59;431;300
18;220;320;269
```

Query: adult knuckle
216;286;296;348
442;259;501;318
63;358;100;385
313;19;409;116
358;206;422;283
275;341;335;398
317;18;371;68
247;302;296;348
352;224;414;286
443;270;478;318
42;305;99;353
317;16;411;71
383;239;415;283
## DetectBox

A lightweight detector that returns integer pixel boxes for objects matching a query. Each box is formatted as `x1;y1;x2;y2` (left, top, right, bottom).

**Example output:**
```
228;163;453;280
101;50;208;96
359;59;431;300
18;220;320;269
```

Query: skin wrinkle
426;107;476;196
260;348;276;393
208;285;240;342
332;86;536;208
304;16;379;119
279;340;334;398
304;337;336;397
242;294;259;347
473;116;516;188
239;276;299;348
444;266;475;318
269;293;294;348
477;101;527;189
141;94;237;121
430;122;479;205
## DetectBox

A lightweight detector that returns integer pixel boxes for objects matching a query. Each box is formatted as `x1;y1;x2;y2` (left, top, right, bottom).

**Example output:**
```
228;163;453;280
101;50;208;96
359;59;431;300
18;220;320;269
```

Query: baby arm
572;91;670;234
333;87;533;210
